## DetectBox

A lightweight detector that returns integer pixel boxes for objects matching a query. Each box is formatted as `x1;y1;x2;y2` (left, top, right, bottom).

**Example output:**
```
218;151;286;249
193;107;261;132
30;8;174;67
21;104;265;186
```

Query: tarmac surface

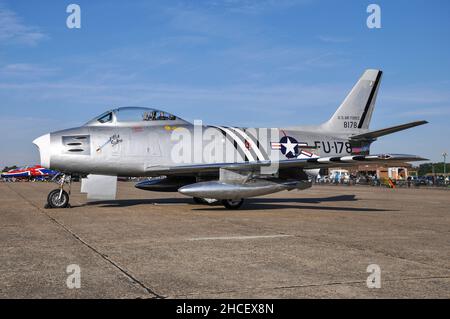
0;182;449;298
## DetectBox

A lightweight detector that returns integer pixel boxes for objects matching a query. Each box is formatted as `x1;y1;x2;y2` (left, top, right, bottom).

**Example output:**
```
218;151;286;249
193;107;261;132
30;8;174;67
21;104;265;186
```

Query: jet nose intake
33;133;51;168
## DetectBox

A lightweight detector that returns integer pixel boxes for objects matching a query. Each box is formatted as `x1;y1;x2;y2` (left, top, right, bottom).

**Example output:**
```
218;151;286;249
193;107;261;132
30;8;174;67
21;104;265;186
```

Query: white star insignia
282;137;297;156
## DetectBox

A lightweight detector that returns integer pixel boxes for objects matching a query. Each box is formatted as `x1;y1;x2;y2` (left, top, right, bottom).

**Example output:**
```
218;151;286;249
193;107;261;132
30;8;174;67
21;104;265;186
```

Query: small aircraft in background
33;69;427;209
1;165;58;180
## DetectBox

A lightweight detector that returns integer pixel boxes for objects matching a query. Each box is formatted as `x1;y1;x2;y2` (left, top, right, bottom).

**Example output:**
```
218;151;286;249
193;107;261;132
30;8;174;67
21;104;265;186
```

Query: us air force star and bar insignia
280;136;299;158
271;136;316;159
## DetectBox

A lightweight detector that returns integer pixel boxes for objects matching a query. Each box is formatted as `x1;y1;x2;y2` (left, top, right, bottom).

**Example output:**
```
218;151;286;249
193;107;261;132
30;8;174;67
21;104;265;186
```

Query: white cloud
0;79;346;127
0;63;57;78
0;6;47;46
382;88;450;104
394;107;450;118
208;0;312;14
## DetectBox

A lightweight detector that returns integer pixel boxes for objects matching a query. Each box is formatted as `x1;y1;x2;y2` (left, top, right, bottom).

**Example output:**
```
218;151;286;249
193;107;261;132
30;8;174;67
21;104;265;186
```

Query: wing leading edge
145;153;427;176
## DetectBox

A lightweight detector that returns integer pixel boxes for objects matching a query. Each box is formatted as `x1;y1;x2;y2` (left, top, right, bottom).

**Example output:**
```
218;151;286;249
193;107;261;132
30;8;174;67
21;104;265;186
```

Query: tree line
415;163;450;176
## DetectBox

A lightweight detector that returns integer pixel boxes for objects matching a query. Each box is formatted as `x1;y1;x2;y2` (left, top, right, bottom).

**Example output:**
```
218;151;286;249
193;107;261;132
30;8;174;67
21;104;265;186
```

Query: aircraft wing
145;153;427;175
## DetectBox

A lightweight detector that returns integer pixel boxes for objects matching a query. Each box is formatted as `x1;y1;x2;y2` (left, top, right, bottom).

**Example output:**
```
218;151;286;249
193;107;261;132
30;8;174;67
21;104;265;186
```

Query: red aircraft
1;165;57;180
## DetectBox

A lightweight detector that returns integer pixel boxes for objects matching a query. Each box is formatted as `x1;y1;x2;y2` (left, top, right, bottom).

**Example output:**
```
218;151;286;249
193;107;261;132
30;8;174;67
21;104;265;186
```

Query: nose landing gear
46;174;72;209
47;189;70;208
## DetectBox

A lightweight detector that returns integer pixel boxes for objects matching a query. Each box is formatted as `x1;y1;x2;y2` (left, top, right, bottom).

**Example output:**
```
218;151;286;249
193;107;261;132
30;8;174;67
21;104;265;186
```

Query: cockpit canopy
85;107;189;126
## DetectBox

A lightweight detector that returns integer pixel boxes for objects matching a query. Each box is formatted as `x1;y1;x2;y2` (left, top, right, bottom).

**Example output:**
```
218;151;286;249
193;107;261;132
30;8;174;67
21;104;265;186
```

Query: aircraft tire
221;199;244;210
47;189;70;209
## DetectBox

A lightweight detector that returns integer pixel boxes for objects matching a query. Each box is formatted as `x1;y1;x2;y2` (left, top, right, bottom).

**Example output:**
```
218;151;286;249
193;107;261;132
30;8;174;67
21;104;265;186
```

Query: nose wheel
45;174;72;209
47;189;70;208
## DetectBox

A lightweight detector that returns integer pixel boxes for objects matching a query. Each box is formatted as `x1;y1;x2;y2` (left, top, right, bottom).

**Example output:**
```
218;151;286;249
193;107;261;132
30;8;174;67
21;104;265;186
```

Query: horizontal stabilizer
349;120;428;141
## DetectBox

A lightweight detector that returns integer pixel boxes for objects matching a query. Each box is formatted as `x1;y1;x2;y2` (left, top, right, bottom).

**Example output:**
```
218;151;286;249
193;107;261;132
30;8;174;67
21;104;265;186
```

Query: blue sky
0;0;449;166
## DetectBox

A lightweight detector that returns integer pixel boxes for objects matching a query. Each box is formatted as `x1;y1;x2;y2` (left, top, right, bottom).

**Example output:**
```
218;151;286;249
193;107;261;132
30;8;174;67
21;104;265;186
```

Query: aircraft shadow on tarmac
84;197;189;207
84;194;395;212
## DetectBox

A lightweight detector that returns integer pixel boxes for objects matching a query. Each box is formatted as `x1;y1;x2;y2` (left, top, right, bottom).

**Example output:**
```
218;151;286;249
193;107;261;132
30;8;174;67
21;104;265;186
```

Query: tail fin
321;69;383;133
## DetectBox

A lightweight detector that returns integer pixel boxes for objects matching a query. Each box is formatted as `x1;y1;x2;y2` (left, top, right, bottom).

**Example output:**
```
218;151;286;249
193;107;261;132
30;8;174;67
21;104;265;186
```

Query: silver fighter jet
33;69;428;209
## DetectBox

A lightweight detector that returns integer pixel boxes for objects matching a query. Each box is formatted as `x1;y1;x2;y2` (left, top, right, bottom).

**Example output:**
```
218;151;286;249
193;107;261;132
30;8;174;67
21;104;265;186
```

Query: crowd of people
315;174;450;188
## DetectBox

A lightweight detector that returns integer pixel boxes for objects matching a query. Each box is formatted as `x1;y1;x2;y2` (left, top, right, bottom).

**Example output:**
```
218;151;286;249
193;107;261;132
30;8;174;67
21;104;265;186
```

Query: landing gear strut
193;197;244;209
193;197;207;204
193;197;218;205
46;174;72;209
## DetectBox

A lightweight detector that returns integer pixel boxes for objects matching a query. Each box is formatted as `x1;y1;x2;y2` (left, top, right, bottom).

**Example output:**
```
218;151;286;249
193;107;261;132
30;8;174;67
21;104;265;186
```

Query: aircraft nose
33;133;51;168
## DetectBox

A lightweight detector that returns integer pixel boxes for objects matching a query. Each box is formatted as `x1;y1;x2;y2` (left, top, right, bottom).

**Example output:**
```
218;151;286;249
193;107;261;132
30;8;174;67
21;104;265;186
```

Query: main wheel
221;199;244;210
47;189;70;208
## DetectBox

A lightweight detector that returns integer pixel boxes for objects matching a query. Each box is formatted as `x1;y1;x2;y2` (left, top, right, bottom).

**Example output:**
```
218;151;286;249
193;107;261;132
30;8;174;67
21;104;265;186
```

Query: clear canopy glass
115;107;176;122
85;107;180;126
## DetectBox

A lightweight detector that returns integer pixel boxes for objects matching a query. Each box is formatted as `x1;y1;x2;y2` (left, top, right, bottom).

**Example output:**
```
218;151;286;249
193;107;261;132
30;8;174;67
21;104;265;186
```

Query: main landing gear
46;174;72;209
221;199;245;210
193;197;218;205
193;197;245;209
